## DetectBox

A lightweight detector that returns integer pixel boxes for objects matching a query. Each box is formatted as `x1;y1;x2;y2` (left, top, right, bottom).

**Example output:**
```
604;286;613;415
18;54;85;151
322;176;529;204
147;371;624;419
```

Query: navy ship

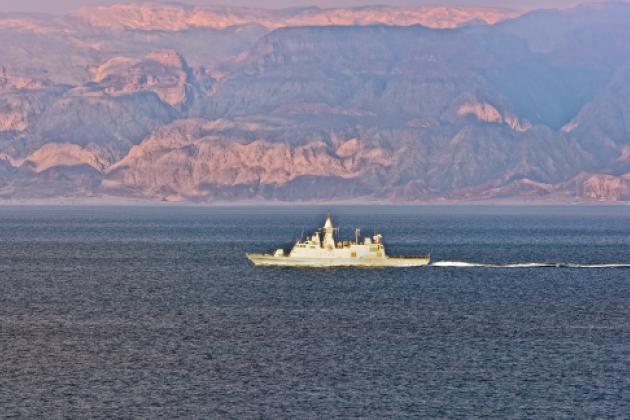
247;215;430;268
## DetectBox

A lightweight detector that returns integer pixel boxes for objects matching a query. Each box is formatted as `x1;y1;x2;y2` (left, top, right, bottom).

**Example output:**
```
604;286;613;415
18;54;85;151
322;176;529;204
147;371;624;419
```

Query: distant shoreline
0;196;627;206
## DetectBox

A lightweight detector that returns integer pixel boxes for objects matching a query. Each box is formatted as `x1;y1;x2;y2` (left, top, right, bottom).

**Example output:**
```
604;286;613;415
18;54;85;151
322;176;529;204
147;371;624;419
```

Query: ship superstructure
246;215;430;268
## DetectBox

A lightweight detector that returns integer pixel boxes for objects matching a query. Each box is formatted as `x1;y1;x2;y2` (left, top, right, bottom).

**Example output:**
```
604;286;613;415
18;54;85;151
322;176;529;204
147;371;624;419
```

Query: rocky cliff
70;3;516;31
1;2;630;202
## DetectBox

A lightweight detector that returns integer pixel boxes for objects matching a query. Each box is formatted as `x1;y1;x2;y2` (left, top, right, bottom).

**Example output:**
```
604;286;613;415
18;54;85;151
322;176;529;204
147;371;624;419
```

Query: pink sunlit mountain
2;2;630;202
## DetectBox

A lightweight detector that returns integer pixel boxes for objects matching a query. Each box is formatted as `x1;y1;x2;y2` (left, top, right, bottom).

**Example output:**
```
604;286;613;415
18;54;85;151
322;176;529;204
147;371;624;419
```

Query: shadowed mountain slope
1;2;630;202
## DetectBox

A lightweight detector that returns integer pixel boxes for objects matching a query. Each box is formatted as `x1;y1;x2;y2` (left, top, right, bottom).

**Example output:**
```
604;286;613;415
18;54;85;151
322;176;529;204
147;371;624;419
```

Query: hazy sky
1;0;605;14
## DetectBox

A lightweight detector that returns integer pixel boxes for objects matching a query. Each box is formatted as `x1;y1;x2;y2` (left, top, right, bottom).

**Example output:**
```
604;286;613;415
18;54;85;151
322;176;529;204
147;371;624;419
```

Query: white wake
430;261;630;269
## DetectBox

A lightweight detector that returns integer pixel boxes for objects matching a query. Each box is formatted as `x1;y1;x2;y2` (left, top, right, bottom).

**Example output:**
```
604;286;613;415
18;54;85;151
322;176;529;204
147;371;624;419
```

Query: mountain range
2;2;630;202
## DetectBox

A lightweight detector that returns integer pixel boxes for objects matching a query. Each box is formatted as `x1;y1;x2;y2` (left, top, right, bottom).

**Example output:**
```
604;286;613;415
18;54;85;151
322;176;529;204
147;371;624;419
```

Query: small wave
430;261;630;269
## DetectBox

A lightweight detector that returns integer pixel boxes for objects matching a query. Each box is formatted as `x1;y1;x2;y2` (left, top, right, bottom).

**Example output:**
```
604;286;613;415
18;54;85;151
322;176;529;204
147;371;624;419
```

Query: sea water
1;205;629;417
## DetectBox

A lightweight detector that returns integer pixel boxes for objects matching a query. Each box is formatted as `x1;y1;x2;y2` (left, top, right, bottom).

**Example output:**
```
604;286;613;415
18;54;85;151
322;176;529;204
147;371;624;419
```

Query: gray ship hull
246;253;430;268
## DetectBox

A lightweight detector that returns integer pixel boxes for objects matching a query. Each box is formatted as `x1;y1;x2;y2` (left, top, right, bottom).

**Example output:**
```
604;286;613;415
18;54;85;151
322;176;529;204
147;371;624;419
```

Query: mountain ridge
1;2;630;202
69;3;518;31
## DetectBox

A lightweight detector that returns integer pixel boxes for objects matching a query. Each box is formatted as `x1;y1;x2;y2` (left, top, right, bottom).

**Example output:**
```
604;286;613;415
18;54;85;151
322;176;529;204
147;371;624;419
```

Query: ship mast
322;215;335;249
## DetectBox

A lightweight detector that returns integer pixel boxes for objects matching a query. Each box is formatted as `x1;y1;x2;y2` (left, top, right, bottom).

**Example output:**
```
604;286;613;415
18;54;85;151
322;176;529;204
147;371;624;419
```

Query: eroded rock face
579;174;630;201
0;88;65;136
0;66;51;91
0;105;29;133
24;91;177;158
454;101;532;132
103;120;393;200
70;4;518;31
564;66;630;163
92;50;193;107
457;102;503;124
23;143;111;173
92;113;595;202
2;3;630;202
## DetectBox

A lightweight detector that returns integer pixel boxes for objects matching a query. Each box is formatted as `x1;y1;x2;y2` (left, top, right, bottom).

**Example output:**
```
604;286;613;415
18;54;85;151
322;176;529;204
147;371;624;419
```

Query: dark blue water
1;205;630;417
